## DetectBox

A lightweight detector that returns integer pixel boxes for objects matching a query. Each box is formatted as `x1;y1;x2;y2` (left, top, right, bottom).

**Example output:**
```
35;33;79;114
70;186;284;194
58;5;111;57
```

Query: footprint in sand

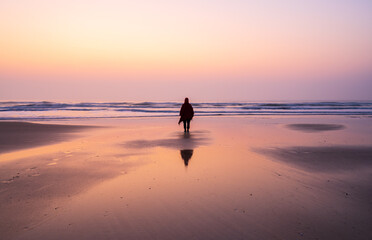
1;179;14;184
47;162;57;166
1;175;20;183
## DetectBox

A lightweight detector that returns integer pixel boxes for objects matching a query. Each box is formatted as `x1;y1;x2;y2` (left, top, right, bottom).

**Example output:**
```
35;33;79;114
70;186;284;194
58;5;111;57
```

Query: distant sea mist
0;101;372;120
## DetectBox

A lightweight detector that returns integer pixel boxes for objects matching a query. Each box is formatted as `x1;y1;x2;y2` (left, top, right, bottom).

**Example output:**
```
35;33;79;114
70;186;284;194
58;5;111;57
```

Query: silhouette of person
178;98;194;132
180;149;193;166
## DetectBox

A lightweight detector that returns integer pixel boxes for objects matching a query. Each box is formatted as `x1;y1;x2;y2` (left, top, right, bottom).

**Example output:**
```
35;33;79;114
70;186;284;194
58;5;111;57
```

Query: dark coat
179;103;194;123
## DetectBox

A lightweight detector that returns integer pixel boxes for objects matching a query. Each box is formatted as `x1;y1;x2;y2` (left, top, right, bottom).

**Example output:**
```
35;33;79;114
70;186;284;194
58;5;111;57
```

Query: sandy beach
1;116;372;240
0;122;95;154
2;0;371;239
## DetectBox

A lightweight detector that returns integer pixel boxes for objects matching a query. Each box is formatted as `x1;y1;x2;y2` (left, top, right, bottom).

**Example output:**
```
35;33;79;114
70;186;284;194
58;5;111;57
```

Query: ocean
0;101;371;120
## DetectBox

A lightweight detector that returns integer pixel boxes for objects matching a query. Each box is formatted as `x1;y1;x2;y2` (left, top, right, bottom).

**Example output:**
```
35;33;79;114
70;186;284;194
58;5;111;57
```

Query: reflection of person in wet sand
178;98;194;132
180;149;193;166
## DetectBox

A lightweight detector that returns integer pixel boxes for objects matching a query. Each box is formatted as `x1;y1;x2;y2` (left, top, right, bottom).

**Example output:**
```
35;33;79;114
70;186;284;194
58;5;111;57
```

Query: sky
0;0;371;101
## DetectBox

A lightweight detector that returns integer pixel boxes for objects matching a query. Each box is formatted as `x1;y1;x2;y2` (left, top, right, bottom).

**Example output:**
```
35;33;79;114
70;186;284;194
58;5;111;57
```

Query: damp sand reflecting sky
1;116;372;240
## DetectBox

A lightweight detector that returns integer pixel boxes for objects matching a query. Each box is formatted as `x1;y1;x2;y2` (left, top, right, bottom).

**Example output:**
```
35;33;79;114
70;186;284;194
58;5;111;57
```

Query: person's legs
183;120;187;132
186;119;190;132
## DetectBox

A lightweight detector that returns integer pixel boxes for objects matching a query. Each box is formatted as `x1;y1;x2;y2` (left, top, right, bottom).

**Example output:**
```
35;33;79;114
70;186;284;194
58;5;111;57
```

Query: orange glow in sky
0;0;371;101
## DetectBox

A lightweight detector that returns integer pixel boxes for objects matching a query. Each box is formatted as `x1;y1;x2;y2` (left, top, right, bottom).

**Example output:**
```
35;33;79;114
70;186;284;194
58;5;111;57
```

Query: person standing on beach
178;98;194;132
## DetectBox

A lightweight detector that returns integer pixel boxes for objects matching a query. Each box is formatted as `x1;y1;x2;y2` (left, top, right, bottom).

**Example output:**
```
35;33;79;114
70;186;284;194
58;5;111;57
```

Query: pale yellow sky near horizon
0;0;371;101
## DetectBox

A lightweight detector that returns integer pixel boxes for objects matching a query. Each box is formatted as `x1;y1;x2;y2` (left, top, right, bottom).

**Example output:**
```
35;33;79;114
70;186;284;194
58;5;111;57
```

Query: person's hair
184;98;189;104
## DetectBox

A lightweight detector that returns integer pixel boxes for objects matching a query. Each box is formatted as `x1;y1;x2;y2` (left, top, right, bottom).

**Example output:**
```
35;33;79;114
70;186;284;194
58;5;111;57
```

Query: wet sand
0;122;93;153
1;116;372;240
286;123;345;132
256;146;372;172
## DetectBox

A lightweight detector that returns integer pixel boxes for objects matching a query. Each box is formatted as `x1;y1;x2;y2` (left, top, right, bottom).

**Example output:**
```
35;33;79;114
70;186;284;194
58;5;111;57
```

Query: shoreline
1;112;372;122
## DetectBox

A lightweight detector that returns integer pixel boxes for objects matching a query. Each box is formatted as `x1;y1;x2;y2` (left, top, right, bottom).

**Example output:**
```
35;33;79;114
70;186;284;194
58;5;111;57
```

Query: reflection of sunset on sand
1;0;371;239
1;116;372;239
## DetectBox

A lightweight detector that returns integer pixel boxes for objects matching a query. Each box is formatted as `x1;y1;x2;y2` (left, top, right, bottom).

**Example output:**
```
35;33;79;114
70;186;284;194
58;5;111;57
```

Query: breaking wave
0;101;371;120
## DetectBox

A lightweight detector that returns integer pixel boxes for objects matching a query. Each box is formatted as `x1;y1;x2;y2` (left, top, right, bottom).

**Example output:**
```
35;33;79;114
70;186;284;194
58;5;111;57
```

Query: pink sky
0;0;371;101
